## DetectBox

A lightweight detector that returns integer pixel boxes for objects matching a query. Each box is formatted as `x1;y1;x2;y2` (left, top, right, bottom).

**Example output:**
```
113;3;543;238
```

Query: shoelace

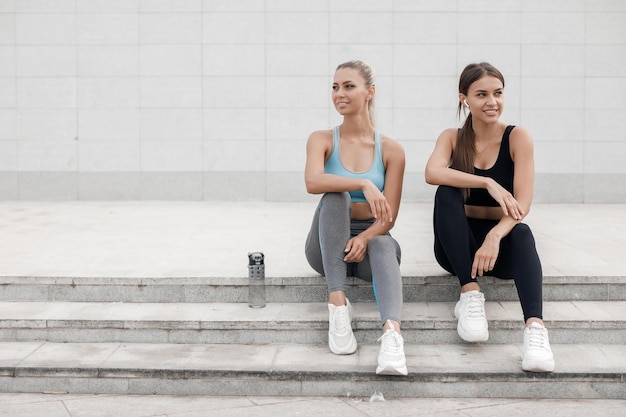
377;322;402;354
332;307;350;334
378;330;402;354
527;326;548;350
465;294;486;318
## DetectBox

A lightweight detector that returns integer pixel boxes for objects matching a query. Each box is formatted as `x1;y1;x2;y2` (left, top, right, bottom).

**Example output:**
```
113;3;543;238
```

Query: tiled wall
0;0;625;202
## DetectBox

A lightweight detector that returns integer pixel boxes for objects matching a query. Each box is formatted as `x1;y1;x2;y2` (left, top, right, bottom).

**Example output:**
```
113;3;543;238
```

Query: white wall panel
16;46;76;76
18;109;76;141
78;45;139;76
140;14;202;45
0;140;17;171
79;140;140;172
78;78;139;108
77;14;139;45
0;109;16;140
0;1;622;201
0;78;15;108
140;140;203;172
16;13;75;44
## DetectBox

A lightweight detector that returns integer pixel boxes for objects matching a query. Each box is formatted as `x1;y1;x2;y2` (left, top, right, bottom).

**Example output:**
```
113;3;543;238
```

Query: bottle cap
248;251;264;265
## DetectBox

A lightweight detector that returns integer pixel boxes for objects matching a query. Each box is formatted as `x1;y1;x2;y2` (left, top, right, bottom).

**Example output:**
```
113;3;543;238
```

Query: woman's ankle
461;282;480;293
328;291;347;306
525;317;544;327
383;319;401;334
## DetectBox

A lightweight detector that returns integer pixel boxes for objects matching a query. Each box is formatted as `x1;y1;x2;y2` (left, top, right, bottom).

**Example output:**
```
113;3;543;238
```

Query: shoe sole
522;359;555;373
328;334;357;355
457;323;489;343
376;364;408;376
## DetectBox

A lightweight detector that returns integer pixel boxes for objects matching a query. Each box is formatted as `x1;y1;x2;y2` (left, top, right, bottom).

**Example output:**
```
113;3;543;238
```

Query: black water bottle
248;251;265;308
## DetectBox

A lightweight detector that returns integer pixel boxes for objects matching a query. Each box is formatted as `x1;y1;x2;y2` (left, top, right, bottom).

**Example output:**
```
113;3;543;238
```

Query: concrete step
1;301;624;345
0;341;623;399
1;275;625;303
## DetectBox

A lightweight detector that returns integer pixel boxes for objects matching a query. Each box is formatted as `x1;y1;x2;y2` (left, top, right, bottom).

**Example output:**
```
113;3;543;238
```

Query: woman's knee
509;223;535;245
502;223;541;271
434;185;463;205
368;235;401;263
320;192;351;210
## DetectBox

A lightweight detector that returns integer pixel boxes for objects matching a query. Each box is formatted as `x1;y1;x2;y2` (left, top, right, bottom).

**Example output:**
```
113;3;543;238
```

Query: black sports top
464;125;515;207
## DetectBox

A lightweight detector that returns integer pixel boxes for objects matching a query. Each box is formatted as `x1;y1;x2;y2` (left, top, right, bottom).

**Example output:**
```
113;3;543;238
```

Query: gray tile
17;173;78;200
78;173;141;200
18;342;119;368
0;342;42;367
0;400;72;417
62;394;254;417
0;201;623;281
140;172;203;201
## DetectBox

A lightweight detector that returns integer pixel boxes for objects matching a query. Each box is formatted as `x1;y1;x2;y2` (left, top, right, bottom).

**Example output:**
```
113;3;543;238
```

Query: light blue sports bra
324;126;385;203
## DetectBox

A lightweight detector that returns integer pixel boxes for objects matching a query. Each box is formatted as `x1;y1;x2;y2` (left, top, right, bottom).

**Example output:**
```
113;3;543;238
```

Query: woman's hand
344;236;368;263
486;179;524;220
471;234;500;278
362;181;393;224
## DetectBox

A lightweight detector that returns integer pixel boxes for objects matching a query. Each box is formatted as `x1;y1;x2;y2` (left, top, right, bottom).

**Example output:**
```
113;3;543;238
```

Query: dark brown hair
451;62;505;199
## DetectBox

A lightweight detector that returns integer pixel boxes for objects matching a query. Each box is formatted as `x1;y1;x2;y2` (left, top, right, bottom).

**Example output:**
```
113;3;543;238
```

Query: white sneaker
328;299;357;355
376;320;407;376
522;322;555;372
454;290;489;342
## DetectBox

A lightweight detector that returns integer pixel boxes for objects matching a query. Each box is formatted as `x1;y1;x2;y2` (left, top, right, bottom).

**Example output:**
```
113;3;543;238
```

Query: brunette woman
424;62;554;372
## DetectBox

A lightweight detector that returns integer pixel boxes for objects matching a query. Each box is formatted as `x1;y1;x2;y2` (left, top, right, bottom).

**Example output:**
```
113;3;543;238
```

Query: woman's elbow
424;169;438;185
305;179;321;194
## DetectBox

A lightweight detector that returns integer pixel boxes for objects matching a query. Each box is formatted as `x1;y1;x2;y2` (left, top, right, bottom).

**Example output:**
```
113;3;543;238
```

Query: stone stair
0;275;624;399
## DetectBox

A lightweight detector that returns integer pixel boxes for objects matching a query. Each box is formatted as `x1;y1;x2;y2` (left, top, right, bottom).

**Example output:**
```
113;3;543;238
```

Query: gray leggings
304;192;403;325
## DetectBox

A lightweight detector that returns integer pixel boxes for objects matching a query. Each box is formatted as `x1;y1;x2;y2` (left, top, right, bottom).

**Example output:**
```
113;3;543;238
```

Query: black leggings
433;185;543;321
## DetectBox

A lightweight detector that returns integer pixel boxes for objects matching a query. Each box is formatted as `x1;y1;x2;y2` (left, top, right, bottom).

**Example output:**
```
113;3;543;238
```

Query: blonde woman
304;60;407;375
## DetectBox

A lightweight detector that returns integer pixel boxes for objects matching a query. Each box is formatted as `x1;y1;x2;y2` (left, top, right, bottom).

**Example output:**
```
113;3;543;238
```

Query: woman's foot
522;322;555;372
376;320;407;375
328;299;357;354
454;290;489;342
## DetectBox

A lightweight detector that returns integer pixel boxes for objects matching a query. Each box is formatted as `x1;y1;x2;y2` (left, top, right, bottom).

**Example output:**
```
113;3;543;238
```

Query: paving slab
1;342;624;376
0;393;625;417
0;301;624;345
0;300;624;328
0;202;624;279
0;342;624;398
0;202;624;403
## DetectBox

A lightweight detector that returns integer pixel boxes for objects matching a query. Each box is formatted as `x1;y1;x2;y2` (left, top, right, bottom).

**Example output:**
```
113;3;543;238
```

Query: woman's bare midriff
351;202;375;220
464;205;503;221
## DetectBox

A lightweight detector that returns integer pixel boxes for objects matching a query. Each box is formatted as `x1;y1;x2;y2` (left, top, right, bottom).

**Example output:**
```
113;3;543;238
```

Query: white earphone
464;99;469;107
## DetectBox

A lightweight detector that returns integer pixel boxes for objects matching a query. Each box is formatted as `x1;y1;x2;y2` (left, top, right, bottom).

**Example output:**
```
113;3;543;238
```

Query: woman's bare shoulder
380;134;406;159
510;125;532;140
306;129;334;158
380;133;403;148
308;129;333;141
438;127;459;141
509;125;533;148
